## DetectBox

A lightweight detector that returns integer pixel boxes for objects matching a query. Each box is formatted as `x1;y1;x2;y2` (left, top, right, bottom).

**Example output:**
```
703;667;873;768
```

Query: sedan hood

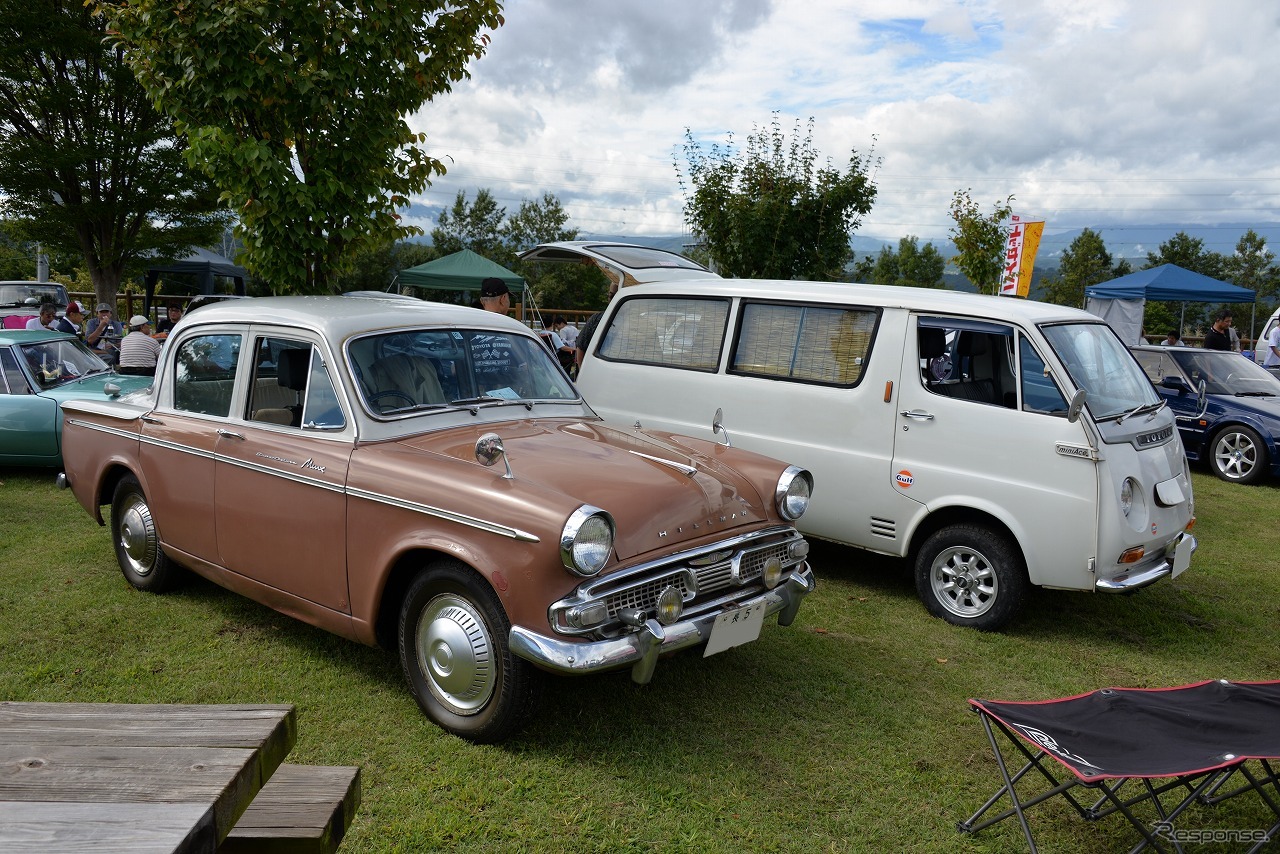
39;371;154;405
398;420;773;560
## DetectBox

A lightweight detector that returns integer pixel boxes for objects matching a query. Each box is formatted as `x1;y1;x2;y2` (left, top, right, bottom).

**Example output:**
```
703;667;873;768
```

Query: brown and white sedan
58;295;814;742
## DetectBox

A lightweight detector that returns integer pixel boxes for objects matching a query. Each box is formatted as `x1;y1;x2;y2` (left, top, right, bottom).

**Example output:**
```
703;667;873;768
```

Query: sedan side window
173;334;242;417
247;338;345;430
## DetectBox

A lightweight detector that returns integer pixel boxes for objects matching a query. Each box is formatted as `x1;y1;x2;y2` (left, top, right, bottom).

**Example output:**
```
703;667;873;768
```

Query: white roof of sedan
181;294;535;340
617;278;1100;325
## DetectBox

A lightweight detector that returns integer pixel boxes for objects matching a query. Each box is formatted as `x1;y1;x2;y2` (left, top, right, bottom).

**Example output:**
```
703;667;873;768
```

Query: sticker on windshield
894;470;914;489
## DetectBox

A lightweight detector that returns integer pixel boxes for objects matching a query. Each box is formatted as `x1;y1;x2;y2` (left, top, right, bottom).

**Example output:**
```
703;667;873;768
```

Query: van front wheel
914;524;1026;631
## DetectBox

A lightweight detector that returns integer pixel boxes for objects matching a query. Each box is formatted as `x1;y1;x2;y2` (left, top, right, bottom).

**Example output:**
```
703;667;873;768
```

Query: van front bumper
1095;532;1197;593
509;564;815;684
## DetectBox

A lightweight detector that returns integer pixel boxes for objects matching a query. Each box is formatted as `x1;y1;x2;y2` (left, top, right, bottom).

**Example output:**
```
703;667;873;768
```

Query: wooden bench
219;763;361;854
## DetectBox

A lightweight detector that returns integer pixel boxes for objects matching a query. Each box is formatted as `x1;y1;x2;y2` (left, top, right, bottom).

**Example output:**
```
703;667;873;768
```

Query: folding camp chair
959;679;1280;853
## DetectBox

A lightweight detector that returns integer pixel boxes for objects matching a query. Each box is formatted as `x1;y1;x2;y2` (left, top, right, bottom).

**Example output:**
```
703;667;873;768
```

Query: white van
572;278;1198;630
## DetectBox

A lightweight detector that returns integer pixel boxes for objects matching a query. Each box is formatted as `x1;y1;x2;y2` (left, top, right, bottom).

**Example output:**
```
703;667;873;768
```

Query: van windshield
1040;322;1159;420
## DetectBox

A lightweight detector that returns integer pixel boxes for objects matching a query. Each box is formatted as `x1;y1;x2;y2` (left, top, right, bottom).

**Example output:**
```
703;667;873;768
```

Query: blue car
1131;345;1280;484
0;329;153;466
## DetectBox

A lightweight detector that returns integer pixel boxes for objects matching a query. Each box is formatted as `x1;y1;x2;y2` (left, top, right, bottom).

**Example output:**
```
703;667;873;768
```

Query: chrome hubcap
118;496;157;576
931;546;997;617
416;594;495;715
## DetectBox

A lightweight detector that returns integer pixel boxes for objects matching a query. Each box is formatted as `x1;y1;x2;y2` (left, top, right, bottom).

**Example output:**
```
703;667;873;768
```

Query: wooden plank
0;703;298;847
0;801;215;854
221;764;362;854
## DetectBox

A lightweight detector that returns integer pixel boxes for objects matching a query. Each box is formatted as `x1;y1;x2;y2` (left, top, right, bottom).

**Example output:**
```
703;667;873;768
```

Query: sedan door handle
217;429;245;440
899;409;935;421
140;415;164;425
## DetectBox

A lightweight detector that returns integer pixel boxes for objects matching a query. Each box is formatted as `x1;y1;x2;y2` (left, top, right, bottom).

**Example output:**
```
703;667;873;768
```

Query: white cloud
407;0;1280;245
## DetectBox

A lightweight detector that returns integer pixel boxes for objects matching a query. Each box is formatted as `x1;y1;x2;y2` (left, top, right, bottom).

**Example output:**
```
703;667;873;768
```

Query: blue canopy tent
1084;264;1255;346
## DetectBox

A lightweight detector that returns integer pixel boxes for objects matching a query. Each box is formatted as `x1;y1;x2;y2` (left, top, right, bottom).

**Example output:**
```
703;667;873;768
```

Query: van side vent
870;517;897;540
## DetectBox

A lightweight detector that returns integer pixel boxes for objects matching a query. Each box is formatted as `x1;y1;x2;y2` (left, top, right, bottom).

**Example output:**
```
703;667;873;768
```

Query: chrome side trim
70;417;539;542
65;418;141;442
627;450;697;477
346;486;540;542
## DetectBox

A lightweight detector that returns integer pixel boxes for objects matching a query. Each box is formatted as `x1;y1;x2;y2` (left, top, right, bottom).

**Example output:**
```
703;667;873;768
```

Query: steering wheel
369;389;415;409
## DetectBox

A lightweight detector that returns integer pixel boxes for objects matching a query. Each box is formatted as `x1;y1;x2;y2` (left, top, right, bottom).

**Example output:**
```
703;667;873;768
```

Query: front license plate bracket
703;601;767;657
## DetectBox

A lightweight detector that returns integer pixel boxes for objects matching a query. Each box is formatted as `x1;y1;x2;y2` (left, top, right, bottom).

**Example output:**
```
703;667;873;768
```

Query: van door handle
899;409;935;421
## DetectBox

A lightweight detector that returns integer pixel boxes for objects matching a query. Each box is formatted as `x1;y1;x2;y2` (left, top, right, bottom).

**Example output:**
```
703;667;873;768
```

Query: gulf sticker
894;470;914;488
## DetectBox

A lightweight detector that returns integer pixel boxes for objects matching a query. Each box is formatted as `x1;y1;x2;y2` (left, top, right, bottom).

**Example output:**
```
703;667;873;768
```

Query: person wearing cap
53;301;86;337
117;315;162;376
86;302;124;363
472;277;520;386
478;277;511;314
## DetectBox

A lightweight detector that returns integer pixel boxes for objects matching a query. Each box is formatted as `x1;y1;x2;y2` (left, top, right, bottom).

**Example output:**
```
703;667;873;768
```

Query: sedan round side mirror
475;432;514;479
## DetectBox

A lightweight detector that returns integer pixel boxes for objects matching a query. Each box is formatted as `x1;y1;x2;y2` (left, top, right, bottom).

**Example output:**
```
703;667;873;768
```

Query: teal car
0;329;154;466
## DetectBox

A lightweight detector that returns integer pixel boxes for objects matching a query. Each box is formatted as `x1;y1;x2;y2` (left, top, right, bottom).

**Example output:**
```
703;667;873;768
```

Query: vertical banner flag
999;215;1045;297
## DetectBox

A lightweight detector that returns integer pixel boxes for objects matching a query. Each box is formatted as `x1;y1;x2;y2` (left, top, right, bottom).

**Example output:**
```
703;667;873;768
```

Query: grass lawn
1;467;1277;852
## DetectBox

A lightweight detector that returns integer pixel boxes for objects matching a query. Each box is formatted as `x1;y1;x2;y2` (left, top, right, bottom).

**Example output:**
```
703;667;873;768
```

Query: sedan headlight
775;466;813;521
561;505;614;576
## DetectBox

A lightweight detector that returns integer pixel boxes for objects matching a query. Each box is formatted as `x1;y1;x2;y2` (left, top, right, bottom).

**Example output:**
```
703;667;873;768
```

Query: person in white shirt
1264;325;1280;369
25;303;57;330
117;315;163;376
557;317;578;348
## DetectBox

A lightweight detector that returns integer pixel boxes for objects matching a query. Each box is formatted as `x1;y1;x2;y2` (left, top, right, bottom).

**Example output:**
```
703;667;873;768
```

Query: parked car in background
518;241;719;290
1131;344;1280;484
0;281;70;329
0;329;153;466
575;279;1198;631
57;295;815;743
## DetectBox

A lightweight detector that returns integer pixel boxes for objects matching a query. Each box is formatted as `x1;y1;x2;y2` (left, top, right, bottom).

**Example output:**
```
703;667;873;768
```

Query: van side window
597;297;729;370
918;320;1017;408
731;303;875;386
1018;334;1069;415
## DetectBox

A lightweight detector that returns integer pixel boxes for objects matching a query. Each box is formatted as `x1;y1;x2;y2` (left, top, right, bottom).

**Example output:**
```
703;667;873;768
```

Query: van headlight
1119;477;1135;516
561;506;614;576
775;466;813;521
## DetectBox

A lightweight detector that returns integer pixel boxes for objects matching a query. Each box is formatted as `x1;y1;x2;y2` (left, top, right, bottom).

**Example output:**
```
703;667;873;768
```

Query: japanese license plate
703;601;767;657
1172;535;1192;577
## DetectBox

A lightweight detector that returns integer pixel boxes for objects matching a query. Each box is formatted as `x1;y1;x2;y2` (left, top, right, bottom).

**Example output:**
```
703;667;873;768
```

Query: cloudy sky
408;0;1280;254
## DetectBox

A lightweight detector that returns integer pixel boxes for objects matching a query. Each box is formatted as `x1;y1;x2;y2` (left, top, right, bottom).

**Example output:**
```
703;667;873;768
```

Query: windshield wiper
449;395;505;407
1234;391;1276;397
381;402;450;415
1114;400;1164;424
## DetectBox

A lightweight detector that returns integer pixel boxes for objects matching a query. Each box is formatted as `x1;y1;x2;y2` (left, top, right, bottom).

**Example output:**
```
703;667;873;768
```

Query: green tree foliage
1040;228;1130;308
947;190;1013;294
1225;230;1280;342
0;0;226;308
432;189;510;262
869;236;946;288
102;0;504;294
677;115;879;280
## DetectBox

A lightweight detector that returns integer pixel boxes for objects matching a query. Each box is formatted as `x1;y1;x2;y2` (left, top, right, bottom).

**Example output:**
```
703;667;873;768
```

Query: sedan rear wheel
110;474;183;592
1211;425;1268;485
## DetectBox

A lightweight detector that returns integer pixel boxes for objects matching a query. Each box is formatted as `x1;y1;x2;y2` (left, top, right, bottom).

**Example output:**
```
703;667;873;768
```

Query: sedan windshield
349;328;579;416
20;337;110;389
1167;348;1280;396
1040;322;1160;420
0;283;69;310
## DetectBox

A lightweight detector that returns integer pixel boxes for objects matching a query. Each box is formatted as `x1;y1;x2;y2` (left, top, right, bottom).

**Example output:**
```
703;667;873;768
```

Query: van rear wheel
914;524;1026;631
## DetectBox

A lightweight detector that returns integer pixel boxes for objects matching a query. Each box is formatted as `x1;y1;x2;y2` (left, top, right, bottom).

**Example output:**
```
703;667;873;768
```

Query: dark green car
0;329;154;466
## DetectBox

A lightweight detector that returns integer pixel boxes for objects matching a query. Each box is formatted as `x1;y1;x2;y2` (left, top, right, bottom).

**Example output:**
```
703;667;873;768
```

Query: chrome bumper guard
509;563;815;684
1095;532;1197;593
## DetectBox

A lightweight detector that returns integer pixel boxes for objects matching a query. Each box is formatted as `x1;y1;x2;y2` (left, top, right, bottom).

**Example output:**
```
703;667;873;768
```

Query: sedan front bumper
509;564;815;684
